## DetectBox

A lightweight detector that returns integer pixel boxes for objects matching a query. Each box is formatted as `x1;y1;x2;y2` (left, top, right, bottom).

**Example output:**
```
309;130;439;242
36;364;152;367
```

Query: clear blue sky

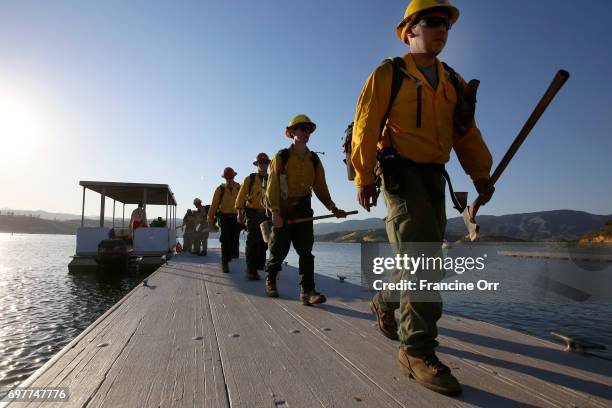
1;0;610;221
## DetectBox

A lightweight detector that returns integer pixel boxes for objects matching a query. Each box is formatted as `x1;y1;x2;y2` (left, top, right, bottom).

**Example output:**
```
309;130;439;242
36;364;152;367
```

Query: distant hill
0;214;96;234
315;229;388;243
3;209;611;242
314;210;612;243
0;214;184;235
445;210;611;242
314;218;384;235
0;208;83;221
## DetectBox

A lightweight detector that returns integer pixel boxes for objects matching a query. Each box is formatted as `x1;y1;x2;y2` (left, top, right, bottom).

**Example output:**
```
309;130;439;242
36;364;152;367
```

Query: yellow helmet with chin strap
396;0;460;44
285;114;316;138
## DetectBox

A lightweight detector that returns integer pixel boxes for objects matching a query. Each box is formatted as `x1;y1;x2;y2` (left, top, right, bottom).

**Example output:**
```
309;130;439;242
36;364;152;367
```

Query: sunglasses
415;16;452;30
294;124;314;133
257;159;270;165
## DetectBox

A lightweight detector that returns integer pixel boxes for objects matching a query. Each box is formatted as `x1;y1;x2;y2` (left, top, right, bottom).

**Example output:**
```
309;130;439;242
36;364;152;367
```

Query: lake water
0;233;610;388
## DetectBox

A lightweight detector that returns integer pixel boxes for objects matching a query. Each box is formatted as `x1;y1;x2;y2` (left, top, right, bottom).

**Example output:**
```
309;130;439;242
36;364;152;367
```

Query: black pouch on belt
377;147;403;194
282;195;312;220
382;156;466;213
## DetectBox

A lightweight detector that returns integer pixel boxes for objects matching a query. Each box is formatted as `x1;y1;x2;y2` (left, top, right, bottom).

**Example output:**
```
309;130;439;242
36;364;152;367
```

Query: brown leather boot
222;262;230;273
265;276;279;297
398;349;462;396
370;293;399;340
300;289;326;306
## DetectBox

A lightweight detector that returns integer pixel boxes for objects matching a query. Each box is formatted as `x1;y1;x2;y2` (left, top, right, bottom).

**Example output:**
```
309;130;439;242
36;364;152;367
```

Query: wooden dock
6;249;612;407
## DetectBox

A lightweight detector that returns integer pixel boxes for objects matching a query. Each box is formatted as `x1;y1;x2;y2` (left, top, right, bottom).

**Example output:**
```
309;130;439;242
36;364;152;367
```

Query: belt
398;157;466;214
283;195;311;207
245;208;267;213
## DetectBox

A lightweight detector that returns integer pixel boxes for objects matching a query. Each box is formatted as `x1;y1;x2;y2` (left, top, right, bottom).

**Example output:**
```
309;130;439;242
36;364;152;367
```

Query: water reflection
0;234;144;388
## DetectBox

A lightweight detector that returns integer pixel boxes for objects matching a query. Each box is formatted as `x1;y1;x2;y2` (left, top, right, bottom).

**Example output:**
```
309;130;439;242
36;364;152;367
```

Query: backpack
246;172;260;208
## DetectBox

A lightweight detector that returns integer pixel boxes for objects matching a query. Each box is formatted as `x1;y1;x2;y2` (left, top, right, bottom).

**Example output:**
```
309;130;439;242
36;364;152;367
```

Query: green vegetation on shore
579;220;612;244
0;214;92;235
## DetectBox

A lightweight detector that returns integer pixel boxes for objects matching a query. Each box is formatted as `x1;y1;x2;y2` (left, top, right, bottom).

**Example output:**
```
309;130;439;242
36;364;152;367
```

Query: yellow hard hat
396;0;460;44
285;114;316;138
253;152;270;165
193;197;201;205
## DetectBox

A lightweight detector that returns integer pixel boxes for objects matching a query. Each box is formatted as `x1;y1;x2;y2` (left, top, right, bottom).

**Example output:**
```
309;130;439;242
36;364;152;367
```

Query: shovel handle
469;69;570;220
287;210;358;225
491;69;570;186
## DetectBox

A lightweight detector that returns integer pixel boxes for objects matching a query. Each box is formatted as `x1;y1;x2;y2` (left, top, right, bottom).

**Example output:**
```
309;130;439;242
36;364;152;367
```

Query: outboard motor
96;238;129;272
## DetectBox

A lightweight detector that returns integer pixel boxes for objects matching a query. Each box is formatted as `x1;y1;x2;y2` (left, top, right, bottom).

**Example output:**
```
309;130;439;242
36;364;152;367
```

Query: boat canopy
79;181;177;206
78;180;178;228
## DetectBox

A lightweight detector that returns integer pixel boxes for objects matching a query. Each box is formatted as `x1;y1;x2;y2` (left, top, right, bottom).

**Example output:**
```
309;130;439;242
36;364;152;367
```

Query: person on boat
236;152;271;281
129;203;147;232
207;168;241;272
192;198;209;256
264;114;347;305
150;217;167;227
182;209;196;254
351;0;494;396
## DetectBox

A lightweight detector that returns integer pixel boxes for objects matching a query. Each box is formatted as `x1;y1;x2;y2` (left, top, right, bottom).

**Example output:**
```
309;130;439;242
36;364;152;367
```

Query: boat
68;181;178;274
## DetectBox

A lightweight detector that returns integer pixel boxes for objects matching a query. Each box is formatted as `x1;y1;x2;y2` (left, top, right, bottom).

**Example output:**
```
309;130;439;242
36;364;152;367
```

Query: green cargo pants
264;198;316;291
379;164;446;357
183;230;194;253
245;208;269;272
192;229;209;255
219;213;241;263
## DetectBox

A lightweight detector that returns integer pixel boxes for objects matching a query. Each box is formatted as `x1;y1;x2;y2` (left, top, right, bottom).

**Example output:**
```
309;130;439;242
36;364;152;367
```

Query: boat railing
133;227;175;256
75;227;111;256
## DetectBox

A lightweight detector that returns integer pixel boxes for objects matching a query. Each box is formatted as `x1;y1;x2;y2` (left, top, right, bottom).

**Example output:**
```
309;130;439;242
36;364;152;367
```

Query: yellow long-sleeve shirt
351;53;492;187
265;146;336;213
207;182;240;224
235;173;267;210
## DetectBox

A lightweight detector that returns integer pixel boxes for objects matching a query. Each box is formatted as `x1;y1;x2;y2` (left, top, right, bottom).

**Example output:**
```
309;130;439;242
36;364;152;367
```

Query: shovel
260;210;359;243
287;210;359;225
464;69;570;241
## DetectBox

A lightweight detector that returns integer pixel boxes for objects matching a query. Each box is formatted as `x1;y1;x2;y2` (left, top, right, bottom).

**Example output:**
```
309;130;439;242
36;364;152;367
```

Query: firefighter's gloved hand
474;178;495;205
332;208;347;218
357;184;377;212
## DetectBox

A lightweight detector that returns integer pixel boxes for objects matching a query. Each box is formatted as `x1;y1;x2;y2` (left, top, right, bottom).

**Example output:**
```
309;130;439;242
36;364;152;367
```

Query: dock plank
271;284;557;407
5;249;611;408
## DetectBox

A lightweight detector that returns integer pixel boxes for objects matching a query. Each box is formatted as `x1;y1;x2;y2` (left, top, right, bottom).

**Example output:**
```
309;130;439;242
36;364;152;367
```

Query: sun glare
0;94;44;165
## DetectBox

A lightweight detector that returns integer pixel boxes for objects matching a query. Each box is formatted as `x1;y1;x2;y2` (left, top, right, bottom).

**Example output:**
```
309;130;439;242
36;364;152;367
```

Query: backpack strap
217;184;225;208
279;148;319;175
310;151;320;172
441;61;471;133
247;173;257;196
380;57;408;148
279;149;290;175
441;61;460;89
